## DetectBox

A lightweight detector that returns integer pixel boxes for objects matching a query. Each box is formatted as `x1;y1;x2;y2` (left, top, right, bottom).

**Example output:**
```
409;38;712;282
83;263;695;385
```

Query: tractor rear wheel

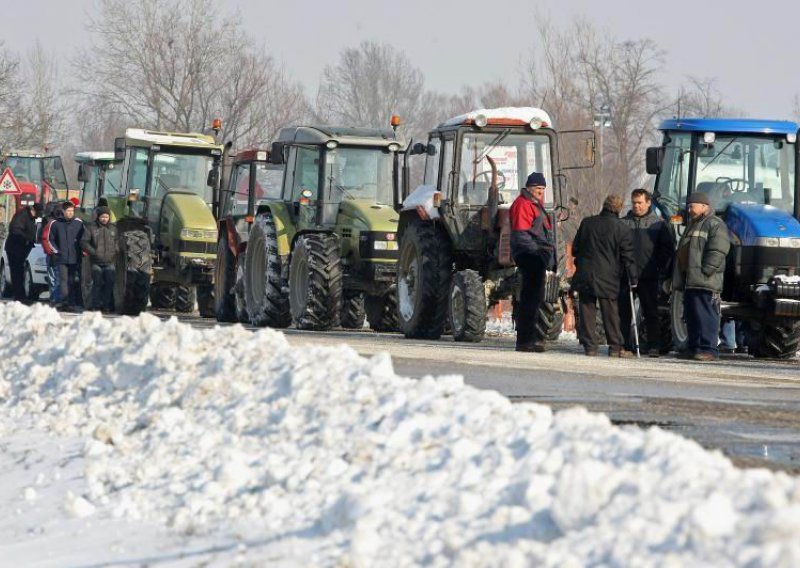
81;257;95;310
197;284;215;318
748;320;800;359
536;301;563;342
289;233;342;330
114;229;151;316
396;221;451;339
175;285;196;313
365;287;399;332
149;282;176;310
245;214;291;328
214;236;238;322
449;269;486;342
341;292;366;329
670;290;689;353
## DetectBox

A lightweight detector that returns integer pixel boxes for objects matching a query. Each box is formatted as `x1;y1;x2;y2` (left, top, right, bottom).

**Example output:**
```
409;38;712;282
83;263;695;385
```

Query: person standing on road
41;202;64;306
509;172;556;352
619;189;675;357
49;200;84;312
3;202;42;303
673;192;730;361
572;195;636;357
80;206;117;312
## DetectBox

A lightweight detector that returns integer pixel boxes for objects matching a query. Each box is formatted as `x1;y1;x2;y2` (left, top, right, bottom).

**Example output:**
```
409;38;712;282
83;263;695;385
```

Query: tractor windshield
4;156;43;186
103;163;122;196
325;146;394;206
150;151;215;205
457;131;553;206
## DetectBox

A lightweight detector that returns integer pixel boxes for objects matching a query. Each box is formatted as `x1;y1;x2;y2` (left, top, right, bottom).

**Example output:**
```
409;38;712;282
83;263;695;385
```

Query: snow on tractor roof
74;151;116;163
125;128;221;149
441;107;553;128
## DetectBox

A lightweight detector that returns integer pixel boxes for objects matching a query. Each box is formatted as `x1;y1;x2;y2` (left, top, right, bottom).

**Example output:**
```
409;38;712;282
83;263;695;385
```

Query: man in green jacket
672;192;730;361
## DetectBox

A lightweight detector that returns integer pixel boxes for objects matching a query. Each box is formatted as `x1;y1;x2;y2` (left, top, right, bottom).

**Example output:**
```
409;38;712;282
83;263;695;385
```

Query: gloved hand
661;280;672;295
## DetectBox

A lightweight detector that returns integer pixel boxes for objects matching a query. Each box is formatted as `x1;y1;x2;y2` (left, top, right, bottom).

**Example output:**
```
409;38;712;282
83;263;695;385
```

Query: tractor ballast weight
647;117;800;358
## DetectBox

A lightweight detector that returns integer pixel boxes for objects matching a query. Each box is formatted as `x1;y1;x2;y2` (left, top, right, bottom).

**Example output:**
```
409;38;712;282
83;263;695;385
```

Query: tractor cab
0;150;71;204
647;118;800;357
74;151;123;221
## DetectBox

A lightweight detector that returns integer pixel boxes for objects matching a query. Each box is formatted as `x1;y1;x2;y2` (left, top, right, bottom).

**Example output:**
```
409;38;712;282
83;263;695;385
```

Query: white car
0;224;50;301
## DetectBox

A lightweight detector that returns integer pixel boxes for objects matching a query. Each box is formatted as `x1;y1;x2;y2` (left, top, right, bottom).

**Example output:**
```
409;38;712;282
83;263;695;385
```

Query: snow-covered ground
1;301;799;566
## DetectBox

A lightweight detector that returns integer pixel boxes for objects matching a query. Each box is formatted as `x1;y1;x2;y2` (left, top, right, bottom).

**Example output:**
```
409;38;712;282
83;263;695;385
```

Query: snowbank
1;302;800;566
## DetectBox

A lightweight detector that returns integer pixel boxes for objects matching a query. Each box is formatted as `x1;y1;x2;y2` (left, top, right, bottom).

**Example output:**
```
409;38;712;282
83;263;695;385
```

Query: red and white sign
0;167;22;195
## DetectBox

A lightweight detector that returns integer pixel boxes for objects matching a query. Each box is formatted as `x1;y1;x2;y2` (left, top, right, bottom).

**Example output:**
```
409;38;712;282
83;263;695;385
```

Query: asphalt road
44;305;800;473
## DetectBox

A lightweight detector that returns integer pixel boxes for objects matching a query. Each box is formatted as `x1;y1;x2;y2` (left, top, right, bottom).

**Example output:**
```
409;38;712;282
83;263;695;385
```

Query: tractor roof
276;125;402;147
441;107;553;129
658;118;798;135
124;128;222;150
74;151;116;163
2;149;50;158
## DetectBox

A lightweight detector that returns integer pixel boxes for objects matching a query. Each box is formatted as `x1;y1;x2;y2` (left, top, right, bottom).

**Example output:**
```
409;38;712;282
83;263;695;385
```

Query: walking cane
628;276;641;358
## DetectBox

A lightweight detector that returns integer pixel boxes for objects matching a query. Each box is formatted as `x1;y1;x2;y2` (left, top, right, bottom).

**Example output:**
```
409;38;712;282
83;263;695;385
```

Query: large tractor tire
0;259;11;298
197;284;215;318
341;292;366;329
396;221;451;339
670;290;689;353
289;233;343;330
114;229;151;316
747;320;800;359
365;288;400;332
81;257;95;310
536;301;563;342
214;236;238;322
234;254;250;323
449;269;486;342
244;214;291;328
175;285;196;313
149;282;176;310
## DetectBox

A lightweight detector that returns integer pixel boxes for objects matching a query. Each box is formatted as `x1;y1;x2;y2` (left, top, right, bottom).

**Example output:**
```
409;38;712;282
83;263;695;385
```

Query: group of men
3;199;118;312
510;172;731;361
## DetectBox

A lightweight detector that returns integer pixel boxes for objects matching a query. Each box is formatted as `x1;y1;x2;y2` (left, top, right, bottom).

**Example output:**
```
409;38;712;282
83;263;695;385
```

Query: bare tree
0;42;21;152
676;76;738;118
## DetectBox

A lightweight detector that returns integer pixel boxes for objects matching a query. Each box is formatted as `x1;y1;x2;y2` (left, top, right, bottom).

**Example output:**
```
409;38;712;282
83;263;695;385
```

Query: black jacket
571;209;636;299
50;217;84;265
81;220;118;266
4;207;37;257
621;208;675;281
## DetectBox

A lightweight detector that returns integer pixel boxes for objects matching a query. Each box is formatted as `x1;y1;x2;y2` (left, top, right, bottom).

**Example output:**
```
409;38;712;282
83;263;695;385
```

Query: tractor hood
162;192;217;235
337;199;398;233
726;203;800;246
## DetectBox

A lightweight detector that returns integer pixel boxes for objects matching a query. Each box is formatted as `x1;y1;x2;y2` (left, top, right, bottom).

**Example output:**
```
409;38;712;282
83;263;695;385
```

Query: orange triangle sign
0;167;22;195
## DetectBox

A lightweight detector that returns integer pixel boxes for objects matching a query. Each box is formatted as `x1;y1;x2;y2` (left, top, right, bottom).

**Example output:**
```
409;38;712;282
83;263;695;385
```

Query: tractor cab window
151;152;215;205
230;163;251;216
654;132;692;218
694;135;795;216
4;157;42;186
292;147;320;201
43;157;67;189
441;138;455;197
457;132;553;206
81;165;100;210
255;163;283;201
103;163;122;197
324;146;395;206
423;138;441;186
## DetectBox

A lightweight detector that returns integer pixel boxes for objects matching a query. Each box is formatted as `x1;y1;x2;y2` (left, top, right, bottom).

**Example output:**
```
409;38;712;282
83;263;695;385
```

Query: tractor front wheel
244;214;291;328
114;230;151;316
747;319;800;359
214;236;238;322
197;284;215;318
175;285;196;313
149;282;176;310
289;233;342;330
365;287;400;332
341;292;366;329
449;269;486;342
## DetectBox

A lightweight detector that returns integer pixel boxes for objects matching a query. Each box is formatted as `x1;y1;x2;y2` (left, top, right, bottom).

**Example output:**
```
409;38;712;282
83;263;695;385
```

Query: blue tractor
647;118;800;358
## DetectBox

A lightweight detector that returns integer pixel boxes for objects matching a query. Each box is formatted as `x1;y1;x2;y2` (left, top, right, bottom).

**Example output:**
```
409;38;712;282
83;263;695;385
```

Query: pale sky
5;0;800;119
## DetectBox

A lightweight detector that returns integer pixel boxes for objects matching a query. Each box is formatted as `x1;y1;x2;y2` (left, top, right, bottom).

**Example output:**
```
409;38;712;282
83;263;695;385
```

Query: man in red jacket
509;172;555;352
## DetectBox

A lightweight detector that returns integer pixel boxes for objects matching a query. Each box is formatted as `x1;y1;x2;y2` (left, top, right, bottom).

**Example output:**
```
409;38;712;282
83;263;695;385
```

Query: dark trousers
90;264;115;310
7;249;28;302
684;289;720;356
578;294;624;351
619;279;660;350
515;253;547;347
57;264;80;307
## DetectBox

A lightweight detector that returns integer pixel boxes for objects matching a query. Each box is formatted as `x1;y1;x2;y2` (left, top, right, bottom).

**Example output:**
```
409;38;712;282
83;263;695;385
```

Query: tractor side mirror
646;147;664;175
270;142;286;164
410;142;427;156
77;164;87;183
206;167;219;188
53;157;62;170
114;137;125;161
426;143;437;156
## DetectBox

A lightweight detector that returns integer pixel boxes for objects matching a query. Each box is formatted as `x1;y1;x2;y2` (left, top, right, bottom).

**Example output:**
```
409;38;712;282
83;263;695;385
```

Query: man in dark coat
80;206;117;312
3;203;42;302
509;171;556;352
619;188;675;357
672;192;730;361
49;200;84;311
572;194;636;357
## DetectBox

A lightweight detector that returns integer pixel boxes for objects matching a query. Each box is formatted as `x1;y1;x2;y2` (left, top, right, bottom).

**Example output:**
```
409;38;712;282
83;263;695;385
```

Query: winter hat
525;172;547;187
32;202;44;214
687;192;710;205
63;200;75;210
70;197;81;207
603;194;624;214
96;206;111;217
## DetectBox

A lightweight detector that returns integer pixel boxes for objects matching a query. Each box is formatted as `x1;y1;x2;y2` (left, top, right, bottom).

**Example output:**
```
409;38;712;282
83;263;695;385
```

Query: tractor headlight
474;114;488;128
180;228;217;240
373;240;399;251
529;117;544;130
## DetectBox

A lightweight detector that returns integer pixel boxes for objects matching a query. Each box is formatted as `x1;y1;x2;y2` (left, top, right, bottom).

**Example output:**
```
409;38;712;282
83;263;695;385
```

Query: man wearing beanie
571;194;636;357
80;206;118;312
50;200;84;311
672;191;729;361
509;171;556;352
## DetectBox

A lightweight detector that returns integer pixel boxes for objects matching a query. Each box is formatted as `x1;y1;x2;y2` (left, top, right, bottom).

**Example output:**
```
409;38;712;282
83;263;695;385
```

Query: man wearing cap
4;202;42;302
509;171;556;352
50;200;84;311
673;191;730;361
81;206;117;312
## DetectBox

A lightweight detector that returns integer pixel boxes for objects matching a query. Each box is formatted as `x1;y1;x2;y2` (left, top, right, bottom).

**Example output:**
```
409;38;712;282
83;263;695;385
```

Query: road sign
0;168;21;195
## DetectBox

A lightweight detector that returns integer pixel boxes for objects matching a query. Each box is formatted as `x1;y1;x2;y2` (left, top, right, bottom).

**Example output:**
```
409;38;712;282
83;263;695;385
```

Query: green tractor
395;107;593;342
214;125;404;331
111;128;224;316
75;152;124;221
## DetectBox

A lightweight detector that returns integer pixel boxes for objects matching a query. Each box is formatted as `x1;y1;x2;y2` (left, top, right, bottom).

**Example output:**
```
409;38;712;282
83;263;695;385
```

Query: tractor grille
775;299;800;317
770;277;800;299
179;240;215;255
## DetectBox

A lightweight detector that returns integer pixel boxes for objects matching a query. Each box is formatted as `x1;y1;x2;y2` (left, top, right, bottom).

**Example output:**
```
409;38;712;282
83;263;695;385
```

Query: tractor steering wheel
715;177;749;193
473;169;506;191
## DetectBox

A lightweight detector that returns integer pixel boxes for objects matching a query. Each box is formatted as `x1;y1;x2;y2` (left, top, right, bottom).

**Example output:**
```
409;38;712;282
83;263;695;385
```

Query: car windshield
151;152;214;204
325;146;394;205
695;135;795;215
458;131;553;205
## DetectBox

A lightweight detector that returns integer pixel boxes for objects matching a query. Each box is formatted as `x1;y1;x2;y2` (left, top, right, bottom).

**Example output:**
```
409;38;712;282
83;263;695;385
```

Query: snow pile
2;302;800;566
401;184;440;219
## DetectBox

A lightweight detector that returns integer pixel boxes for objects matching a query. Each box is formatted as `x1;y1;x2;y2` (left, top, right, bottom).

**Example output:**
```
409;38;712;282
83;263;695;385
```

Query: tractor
647;118;800;358
74;152;124;221
111;128;224;316
395;107;593;342
0;150;76;204
214;125;404;331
